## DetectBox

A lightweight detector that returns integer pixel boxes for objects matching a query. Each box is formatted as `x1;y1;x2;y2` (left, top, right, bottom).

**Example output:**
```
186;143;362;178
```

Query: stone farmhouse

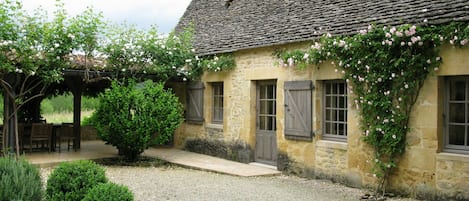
173;0;469;200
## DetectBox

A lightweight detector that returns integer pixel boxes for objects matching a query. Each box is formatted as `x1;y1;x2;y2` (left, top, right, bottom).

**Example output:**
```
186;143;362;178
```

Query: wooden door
256;81;277;165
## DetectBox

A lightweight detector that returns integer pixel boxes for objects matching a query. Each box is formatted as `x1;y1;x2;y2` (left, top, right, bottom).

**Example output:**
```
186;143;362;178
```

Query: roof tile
177;0;469;55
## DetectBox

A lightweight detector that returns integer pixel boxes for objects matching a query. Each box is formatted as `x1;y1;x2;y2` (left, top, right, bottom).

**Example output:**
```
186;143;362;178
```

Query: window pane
332;84;337;94
325;122;331;134
449;125;465;145
339;97;346;108
338;123;345;136
339;110;345;122
219;97;224;107
213;98;219;108
332;96;337;108
450;81;466;101
219;85;224;95
268;116;276;130
260;86;266;99
260;101;267;115
331;122;337;134
267;85;275;99
338;83;345;94
331;109;337;122
214;108;223;122
326;83;332;94
268;101;275;115
326;109;331;121
449;103;465;123
259;116;266;130
326;96;332;107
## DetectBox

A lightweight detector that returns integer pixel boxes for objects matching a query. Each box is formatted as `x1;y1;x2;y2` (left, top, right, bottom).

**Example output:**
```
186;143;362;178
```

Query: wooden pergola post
65;76;83;149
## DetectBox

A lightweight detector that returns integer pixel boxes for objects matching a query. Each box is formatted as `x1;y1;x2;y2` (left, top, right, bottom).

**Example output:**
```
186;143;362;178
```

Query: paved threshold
144;148;281;177
24;141;281;177
26;141;118;168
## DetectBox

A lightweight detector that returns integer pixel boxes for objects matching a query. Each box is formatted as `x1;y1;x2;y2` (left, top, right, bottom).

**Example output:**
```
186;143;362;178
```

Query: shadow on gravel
92;156;172;168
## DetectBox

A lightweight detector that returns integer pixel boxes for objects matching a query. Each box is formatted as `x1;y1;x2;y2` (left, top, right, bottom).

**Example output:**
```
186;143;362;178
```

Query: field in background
40;94;98;124
42;110;94;124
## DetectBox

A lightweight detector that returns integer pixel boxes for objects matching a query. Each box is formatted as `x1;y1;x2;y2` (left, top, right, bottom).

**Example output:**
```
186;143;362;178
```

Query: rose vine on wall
275;22;469;194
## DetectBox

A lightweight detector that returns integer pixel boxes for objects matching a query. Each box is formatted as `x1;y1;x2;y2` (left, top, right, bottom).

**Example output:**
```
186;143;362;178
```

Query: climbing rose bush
275;22;469;193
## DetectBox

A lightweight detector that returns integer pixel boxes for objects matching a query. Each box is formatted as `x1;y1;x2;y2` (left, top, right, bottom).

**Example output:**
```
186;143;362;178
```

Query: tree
0;0;234;157
0;0;104;156
91;79;183;161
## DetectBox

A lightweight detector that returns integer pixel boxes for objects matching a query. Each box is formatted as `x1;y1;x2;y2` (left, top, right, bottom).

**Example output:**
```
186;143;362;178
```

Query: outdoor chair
29;123;53;152
56;123;76;152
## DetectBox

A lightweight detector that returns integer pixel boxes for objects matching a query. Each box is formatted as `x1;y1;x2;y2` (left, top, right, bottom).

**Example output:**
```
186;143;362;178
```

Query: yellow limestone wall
173;43;469;200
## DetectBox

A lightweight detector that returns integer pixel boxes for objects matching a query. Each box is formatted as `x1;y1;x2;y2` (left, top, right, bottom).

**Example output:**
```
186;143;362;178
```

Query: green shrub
81;96;99;111
81;115;95;126
90;79;183;161
0;155;43;201
82;182;134;201
41;99;55;114
46;160;107;201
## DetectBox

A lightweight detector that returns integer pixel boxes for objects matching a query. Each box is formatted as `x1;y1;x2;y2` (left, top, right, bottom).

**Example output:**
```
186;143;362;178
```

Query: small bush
0;155;43;201
82;182;134;201
90;79;183;161
46;160;107;201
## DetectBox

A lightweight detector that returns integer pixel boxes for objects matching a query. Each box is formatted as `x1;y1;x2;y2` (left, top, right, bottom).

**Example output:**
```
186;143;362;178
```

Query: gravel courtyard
41;165;420;201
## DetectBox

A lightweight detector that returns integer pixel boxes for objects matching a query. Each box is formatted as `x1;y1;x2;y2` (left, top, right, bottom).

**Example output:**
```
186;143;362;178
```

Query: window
323;80;347;141
445;76;469;153
258;81;277;131
186;81;204;124
212;82;224;124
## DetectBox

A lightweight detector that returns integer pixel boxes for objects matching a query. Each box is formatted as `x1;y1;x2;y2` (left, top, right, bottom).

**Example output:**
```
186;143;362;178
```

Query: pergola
1;69;112;151
12;68;170;150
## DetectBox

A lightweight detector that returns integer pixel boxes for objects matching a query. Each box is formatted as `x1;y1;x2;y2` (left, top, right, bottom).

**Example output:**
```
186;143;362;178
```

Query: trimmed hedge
82;182;134;201
46;160;107;201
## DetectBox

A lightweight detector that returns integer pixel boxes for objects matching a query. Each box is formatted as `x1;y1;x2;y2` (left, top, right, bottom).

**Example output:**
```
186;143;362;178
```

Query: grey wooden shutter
186;81;204;124
284;80;313;140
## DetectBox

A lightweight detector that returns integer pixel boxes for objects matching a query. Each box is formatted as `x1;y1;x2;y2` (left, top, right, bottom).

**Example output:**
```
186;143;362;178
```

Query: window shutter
186;81;204;124
284;80;313;140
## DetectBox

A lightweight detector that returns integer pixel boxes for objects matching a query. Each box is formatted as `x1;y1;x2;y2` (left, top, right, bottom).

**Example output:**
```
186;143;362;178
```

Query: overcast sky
20;0;192;34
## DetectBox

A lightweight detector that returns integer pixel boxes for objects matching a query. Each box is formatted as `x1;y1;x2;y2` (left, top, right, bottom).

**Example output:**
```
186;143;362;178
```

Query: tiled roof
176;0;469;55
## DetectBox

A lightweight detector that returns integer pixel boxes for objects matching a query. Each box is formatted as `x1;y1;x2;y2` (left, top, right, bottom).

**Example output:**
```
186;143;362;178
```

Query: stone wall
173;43;469;200
81;126;98;140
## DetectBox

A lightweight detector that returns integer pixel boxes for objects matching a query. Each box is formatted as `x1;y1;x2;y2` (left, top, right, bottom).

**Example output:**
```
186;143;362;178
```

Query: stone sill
316;140;347;150
437;152;469;163
206;123;223;130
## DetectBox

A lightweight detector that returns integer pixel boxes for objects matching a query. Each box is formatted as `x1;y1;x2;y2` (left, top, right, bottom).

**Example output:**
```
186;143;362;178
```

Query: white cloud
20;0;191;33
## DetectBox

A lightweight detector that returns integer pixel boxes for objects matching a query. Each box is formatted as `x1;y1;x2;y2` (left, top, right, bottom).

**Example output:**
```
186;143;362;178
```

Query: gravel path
40;166;419;201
